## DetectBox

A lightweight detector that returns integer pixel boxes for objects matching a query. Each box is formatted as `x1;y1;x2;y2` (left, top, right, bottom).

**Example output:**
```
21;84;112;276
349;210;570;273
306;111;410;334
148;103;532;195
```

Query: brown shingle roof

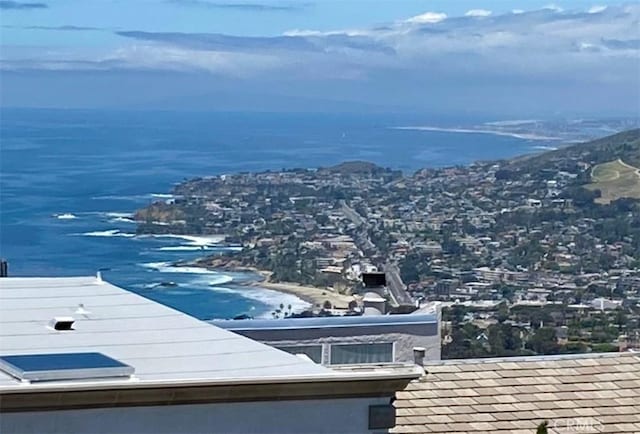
393;352;640;434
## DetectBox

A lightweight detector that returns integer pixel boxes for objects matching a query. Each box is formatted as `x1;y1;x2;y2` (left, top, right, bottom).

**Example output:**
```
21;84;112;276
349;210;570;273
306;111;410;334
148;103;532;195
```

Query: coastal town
136;129;640;358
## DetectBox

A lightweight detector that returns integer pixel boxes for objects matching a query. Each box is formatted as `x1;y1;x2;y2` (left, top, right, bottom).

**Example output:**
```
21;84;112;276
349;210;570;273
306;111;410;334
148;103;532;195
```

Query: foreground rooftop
0;276;421;408
394;352;640;434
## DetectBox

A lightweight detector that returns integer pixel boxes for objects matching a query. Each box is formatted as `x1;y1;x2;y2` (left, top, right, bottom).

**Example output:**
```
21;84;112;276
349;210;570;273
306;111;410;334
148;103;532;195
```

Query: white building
0;276;422;434
211;311;440;365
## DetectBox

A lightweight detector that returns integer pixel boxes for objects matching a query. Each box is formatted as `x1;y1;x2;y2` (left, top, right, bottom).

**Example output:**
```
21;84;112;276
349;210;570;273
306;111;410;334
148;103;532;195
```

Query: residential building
211;312;441;365
0;276;422;434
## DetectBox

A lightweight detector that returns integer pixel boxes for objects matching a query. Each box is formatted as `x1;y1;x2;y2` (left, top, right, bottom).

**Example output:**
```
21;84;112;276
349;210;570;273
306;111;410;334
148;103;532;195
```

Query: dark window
330;342;393;365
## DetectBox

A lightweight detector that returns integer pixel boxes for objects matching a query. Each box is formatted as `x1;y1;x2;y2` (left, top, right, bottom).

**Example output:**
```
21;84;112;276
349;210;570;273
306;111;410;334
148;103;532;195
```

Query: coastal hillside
509;128;640;169
136;129;640;234
501;128;640;204
133;128;640;358
320;161;400;177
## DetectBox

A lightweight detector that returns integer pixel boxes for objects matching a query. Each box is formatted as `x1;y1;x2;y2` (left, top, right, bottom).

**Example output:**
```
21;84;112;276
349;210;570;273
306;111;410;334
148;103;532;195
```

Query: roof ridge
423;352;639;366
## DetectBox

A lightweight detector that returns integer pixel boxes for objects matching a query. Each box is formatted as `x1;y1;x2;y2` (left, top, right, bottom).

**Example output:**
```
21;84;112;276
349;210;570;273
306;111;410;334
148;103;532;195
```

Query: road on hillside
384;263;414;306
341;200;414;307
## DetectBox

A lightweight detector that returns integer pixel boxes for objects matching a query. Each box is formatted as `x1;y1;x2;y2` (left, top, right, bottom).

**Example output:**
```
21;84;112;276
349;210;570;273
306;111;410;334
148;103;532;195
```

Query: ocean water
0;108;550;320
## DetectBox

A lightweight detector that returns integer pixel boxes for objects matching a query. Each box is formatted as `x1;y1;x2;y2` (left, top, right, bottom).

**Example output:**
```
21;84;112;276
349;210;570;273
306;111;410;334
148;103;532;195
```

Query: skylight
0;352;134;382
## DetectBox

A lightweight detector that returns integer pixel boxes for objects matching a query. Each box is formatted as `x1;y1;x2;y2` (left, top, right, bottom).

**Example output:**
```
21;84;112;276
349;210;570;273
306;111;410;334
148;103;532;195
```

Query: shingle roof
393;352;640;434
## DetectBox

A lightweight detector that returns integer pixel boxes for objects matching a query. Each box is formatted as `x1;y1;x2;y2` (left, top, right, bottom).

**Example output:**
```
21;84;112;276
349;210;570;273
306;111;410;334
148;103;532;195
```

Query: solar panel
0;352;134;382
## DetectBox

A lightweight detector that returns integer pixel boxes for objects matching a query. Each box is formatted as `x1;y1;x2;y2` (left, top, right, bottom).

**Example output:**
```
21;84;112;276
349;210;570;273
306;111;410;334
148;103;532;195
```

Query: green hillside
510;128;640;170
586;159;640;204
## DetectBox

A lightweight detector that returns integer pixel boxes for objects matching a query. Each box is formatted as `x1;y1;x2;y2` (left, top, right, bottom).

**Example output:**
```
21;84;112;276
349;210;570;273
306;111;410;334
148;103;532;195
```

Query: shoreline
180;258;356;311
238;268;357;310
253;279;356;310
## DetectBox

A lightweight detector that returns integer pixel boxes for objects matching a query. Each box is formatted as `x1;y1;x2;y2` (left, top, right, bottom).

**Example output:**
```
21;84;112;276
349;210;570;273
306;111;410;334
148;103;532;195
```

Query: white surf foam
532;145;559;151
224;246;243;252
92;193;180;201
202;286;311;318
191;277;310;317
105;212;134;218
484;119;539;127
139;261;169;269
157;246;212;251
139;262;218;274
111;217;136;223
207;275;235;286
157;245;242;252
244;288;311;318
391;125;562;141
81;229;136;238
143;234;226;246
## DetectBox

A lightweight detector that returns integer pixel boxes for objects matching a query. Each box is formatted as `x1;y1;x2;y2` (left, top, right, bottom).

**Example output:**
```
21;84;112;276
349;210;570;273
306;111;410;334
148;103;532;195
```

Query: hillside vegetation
509;128;640;170
586;159;640;204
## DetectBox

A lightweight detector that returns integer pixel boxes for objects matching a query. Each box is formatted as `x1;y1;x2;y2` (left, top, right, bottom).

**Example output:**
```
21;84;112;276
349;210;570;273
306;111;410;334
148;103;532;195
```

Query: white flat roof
0;276;347;391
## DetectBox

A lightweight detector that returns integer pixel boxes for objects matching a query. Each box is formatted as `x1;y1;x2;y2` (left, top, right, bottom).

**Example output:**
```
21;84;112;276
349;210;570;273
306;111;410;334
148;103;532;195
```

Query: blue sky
1;1;639;116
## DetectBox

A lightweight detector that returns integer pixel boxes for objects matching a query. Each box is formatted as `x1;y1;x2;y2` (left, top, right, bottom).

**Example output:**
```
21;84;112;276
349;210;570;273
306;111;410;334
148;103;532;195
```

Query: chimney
0;260;8;277
413;347;426;367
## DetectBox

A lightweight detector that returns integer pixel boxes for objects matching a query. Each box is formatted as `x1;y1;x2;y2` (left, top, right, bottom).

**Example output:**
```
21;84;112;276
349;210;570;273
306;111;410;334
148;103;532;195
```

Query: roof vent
413;347;426;367
49;316;75;331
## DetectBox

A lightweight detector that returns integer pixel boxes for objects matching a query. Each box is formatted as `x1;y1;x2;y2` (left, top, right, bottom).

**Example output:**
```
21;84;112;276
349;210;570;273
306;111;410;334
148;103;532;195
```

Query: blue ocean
0;108;549;320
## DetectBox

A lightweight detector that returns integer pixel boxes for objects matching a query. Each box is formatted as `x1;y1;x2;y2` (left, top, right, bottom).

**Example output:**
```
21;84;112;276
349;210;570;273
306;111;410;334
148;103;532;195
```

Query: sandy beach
255;280;356;310
184;258;356;310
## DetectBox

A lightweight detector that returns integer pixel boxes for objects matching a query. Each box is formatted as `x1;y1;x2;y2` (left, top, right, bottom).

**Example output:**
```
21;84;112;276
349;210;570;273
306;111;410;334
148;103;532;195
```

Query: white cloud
282;29;324;37
465;9;492;17
512;9;524;14
5;3;639;113
543;4;564;12
282;28;371;37
588;5;607;14
578;42;598;51
405;11;447;24
5;4;639;91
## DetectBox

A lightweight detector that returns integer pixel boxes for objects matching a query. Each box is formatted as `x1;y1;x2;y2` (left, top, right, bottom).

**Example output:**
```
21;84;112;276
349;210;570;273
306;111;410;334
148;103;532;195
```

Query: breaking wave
111;217;136;223
157;245;242;252
81;229;136;238
105;212;134;218
139;261;220;275
187;276;309;317
157;246;213;252
92;193;180;201
55;213;78;220
484;119;539;126
391;125;561;141
240;288;310;318
140;234;225;246
104;212;136;223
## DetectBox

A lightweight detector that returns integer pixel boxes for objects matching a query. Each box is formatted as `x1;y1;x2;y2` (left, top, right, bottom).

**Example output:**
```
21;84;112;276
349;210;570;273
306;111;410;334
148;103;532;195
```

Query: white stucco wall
2;396;391;434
